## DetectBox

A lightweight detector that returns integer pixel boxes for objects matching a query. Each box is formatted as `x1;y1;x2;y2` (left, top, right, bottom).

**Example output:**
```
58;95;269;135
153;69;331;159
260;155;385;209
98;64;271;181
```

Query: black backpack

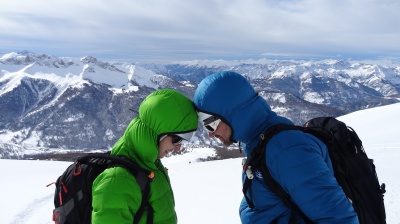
51;152;155;224
242;117;386;224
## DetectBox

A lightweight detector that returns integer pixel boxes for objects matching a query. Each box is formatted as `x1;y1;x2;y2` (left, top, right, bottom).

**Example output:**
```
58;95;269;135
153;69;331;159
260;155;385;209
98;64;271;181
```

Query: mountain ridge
1;51;399;159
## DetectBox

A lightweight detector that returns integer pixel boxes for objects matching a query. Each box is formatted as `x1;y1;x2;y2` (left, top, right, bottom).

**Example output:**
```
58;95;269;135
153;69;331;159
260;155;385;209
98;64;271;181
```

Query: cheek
220;125;230;137
158;147;164;156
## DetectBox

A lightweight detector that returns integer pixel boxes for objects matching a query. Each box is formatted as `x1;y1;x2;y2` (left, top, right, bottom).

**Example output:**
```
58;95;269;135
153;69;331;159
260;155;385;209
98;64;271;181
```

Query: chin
222;140;234;147
159;152;166;159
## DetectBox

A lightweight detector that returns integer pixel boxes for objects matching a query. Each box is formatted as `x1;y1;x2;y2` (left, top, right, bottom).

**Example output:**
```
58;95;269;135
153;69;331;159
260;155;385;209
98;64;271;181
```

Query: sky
1;103;400;223
1;0;400;63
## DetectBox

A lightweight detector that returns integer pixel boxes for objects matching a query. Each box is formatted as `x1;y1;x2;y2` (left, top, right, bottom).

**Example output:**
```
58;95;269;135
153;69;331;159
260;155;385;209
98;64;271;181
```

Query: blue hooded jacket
193;71;358;223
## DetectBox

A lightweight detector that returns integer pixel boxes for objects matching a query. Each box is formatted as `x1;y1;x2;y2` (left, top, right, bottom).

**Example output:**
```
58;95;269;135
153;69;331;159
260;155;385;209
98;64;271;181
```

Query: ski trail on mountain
9;193;53;224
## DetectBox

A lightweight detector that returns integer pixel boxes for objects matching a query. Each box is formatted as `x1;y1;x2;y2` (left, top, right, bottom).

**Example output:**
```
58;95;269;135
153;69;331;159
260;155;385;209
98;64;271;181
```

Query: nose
209;131;216;138
174;144;182;151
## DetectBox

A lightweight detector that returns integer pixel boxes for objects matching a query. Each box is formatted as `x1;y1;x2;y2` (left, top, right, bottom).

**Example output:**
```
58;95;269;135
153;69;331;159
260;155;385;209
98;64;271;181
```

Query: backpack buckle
52;210;61;224
242;158;254;179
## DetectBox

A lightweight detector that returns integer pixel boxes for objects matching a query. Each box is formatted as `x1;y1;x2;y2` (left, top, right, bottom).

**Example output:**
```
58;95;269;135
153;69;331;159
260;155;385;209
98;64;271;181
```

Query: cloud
1;0;399;62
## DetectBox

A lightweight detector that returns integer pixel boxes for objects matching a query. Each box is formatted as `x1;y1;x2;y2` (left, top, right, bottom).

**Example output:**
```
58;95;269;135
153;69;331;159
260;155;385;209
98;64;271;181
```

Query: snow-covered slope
1;103;399;224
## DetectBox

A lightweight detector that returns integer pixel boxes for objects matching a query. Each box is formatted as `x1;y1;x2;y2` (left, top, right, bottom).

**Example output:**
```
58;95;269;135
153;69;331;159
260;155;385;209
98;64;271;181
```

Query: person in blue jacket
193;71;359;223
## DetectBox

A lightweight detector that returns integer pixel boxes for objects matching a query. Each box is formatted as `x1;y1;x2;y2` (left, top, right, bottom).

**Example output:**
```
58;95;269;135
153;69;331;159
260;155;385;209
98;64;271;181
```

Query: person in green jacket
91;89;198;224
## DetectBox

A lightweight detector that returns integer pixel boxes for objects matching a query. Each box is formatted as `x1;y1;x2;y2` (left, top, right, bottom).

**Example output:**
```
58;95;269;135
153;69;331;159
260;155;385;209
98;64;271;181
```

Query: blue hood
193;71;292;155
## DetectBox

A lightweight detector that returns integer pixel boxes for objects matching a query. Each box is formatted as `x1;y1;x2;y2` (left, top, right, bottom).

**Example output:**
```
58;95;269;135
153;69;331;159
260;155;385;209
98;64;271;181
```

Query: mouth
215;135;233;146
215;134;225;141
165;148;174;155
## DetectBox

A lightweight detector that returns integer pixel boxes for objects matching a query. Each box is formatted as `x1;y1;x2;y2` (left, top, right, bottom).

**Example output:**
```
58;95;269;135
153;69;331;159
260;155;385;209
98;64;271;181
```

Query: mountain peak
80;55;98;63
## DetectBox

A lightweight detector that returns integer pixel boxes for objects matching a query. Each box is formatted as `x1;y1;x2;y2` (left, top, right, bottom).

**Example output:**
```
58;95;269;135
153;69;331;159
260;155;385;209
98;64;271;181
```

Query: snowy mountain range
1;51;400;159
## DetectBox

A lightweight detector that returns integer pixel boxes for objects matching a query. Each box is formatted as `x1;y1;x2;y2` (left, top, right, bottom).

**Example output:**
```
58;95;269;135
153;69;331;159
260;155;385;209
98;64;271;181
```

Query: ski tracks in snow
10;193;53;224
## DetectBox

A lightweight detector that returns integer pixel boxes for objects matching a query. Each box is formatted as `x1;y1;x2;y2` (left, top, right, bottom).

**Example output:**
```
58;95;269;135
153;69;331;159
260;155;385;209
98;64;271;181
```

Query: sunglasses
203;116;221;132
170;135;184;146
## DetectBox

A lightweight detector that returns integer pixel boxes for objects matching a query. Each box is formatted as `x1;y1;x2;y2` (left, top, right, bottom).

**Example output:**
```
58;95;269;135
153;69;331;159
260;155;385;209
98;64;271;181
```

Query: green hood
111;89;198;170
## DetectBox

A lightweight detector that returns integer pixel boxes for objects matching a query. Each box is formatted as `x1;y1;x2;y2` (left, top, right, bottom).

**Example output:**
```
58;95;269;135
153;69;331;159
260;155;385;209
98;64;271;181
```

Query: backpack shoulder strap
77;153;154;185
243;124;313;224
78;153;154;224
244;124;298;169
133;179;153;224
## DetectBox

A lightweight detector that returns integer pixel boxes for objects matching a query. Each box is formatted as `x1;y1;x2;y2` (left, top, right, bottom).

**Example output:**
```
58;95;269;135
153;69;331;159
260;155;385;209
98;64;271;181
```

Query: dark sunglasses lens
205;125;214;132
171;135;183;145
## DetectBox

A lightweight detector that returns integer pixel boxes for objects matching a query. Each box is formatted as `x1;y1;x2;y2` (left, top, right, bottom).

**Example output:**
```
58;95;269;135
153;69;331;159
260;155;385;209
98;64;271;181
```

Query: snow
126;64;160;89
0;53;161;96
0;52;20;60
271;93;287;104
303;92;325;104
1;103;400;224
79;63;128;88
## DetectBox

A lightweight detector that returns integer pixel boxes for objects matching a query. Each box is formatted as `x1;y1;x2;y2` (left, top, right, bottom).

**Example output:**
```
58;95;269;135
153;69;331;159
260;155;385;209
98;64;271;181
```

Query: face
158;135;183;158
207;120;234;147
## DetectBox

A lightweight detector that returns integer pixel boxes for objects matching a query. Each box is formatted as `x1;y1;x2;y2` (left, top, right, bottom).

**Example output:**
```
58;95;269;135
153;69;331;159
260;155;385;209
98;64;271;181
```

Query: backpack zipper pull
46;182;56;187
58;182;68;205
61;182;68;193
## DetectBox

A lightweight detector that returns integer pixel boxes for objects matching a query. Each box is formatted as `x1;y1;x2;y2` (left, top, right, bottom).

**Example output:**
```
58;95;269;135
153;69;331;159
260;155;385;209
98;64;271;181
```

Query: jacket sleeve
92;167;142;224
267;131;359;223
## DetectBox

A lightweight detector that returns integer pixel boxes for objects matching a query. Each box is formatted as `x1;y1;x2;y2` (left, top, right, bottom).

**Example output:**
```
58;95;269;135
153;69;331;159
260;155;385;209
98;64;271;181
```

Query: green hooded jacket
92;89;198;224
